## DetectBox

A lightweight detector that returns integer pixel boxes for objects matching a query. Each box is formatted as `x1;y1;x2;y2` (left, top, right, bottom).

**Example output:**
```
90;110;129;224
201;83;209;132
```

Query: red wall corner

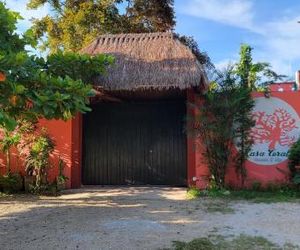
187;89;196;186
186;89;210;189
71;113;83;188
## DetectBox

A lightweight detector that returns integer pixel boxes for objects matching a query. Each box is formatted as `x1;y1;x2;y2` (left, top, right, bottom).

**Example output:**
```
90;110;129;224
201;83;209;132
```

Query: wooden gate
82;99;187;186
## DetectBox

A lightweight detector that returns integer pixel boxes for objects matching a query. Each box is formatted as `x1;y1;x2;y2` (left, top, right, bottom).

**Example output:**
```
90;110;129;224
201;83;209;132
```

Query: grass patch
187;187;202;199
191;188;300;203
204;201;235;214
171;234;299;250
229;189;300;203
0;192;11;198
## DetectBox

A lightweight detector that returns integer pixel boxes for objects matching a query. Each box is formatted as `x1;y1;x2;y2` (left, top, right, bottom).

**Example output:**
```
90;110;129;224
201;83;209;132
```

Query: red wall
2;90;300;189
189;91;300;189
269;82;295;92
187;89;210;188
0;116;82;189
39;119;73;188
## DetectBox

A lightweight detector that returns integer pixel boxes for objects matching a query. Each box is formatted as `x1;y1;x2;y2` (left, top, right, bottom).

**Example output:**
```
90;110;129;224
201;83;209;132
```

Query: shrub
28;182;58;196
288;139;300;186
187;186;201;199
0;173;23;193
188;70;254;189
251;181;262;191
56;158;68;191
24;129;55;189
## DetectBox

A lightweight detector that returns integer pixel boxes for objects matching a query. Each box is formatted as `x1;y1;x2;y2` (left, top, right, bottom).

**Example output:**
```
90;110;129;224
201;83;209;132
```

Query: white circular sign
249;97;300;165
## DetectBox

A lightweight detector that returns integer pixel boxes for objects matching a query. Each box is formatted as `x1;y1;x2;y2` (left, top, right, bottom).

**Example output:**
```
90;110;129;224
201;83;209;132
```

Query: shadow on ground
0;187;300;250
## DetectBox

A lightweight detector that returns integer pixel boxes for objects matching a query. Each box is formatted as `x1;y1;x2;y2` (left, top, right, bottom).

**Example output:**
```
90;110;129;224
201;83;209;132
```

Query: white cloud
215;58;236;71
255;16;300;76
5;0;49;33
263;16;300;61
179;0;300;77
178;0;260;32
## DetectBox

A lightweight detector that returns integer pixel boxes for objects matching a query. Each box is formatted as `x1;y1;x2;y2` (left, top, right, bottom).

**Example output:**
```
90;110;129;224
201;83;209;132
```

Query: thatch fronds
81;32;207;91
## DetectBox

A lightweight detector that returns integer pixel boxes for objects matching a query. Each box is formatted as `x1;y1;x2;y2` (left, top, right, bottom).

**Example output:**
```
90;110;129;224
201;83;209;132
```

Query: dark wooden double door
82;99;187;186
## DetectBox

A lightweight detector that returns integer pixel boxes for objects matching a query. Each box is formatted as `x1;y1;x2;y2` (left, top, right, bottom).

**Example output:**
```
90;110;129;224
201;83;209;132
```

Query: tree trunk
36;168;42;187
6;150;10;175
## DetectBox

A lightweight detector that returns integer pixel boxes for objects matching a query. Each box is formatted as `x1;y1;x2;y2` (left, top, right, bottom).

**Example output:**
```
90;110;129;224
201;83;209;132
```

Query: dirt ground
1;187;300;250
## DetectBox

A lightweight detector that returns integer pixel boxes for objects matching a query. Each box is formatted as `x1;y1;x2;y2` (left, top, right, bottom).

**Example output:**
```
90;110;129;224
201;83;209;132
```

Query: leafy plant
24;129;55;188
28;182;58;196
251;181;262;191
188;44;285;189
288;139;300;186
0;173;23;193
171;234;288;250
189;70;255;188
0;129;20;174
56;158;68;190
235;44;286;89
0;2;112;132
187;186;202;199
28;0;175;52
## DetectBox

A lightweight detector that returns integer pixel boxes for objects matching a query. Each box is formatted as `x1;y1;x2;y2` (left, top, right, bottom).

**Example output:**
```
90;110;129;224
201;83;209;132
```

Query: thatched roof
81;32;207;91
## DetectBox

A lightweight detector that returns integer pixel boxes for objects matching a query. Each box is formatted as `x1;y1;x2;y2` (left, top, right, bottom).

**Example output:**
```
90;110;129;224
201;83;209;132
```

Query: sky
6;0;300;79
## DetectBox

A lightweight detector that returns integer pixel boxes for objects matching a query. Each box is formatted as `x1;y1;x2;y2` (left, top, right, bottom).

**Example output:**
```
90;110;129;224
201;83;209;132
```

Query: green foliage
176;35;213;70
27;0;175;52
0;129;20;173
56;158;68;190
0;2;112;131
195;187;300;203
232;44;286;183
186;186;202;199
46;52;115;83
0;3;27;54
235;44;286;89
173;237;214;250
251;181;262;191
190;70;254;188
28;182;58;196
25;129;55;188
191;44;285;189
126;0;175;32
172;234;285;250
0;1;113;194
0;173;23;193
288;139;300;186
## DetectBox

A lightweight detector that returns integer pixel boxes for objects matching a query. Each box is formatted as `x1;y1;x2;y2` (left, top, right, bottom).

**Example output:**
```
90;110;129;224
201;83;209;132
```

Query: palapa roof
81;32;207;91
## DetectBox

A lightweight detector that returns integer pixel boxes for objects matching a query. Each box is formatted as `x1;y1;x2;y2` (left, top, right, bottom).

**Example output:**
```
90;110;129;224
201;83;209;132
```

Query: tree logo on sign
248;97;300;165
251;109;298;150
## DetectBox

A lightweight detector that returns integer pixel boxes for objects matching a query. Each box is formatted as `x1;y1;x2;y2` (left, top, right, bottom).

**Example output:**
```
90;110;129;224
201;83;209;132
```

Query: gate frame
70;91;196;188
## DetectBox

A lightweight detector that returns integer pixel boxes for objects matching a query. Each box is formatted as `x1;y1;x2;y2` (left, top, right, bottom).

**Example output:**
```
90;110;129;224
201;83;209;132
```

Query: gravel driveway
0;187;300;250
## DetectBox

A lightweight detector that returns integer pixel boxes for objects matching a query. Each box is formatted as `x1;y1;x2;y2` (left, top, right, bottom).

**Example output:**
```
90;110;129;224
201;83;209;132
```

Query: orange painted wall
190;91;300;189
0;116;81;189
39;119;73;188
226;91;300;188
187;90;210;188
0;148;23;176
2;90;299;189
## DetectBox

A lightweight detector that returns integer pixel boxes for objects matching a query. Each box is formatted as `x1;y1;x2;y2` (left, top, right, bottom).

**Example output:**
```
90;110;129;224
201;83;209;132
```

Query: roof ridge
95;32;174;46
96;31;173;38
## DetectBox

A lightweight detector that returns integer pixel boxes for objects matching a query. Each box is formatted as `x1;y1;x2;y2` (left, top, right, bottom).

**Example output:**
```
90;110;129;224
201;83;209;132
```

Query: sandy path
0;187;300;250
